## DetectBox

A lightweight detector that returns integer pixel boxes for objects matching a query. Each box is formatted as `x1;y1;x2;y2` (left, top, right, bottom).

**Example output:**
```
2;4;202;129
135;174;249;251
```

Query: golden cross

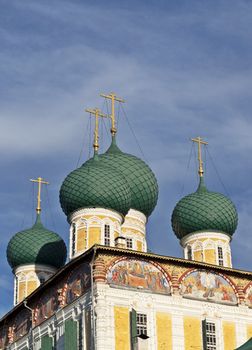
191;136;208;177
30;177;49;213
100;92;125;135
85;108;109;152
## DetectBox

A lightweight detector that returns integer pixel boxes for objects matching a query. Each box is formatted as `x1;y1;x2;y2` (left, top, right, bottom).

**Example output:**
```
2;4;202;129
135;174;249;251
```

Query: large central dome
99;136;158;217
171;177;238;239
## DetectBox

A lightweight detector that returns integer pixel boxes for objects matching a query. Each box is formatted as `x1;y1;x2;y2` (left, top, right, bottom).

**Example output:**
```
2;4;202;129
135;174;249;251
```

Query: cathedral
0;93;252;350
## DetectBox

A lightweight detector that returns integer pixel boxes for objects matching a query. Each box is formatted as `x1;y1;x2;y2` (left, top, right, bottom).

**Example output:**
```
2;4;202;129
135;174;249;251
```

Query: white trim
14;264;56;275
181;231;231;247
69;208;123;225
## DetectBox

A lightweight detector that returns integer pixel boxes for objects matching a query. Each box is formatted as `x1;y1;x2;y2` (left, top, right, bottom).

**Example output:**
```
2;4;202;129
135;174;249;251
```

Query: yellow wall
77;228;86;252
114;306;130;350
227;253;232;267
121;227;144;237
88;227;101;248
184;316;201;350
204;249;216;264
193;250;203;262
247;324;252;339
156;313;172;350
27;280;38;296
223;321;236;350
136;241;143;251
18;281;26;303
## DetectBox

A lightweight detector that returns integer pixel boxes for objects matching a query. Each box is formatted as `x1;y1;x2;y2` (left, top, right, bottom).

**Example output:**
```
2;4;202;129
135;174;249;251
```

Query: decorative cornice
69;208;123;224
181;231;231;247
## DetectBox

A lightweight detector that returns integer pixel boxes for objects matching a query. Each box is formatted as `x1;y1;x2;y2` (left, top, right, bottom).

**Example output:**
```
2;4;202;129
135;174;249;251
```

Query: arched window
72;223;76;256
187;245;192;260
104;224;110;246
14;276;18;305
39;277;45;284
217;246;224;266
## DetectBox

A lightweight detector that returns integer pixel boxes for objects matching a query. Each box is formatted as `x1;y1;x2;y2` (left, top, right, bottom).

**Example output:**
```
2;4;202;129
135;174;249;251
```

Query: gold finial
191;136;208;177
100;92;125;135
85;108;109;152
30;177;49;214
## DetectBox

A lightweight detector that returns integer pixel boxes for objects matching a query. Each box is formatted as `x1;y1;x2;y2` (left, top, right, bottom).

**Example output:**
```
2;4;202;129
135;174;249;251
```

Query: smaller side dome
59;154;131;217
7;214;67;270
171;177;238;239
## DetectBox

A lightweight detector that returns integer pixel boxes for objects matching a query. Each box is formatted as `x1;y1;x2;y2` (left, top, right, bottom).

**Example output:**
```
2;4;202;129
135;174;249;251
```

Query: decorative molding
69;207;123;224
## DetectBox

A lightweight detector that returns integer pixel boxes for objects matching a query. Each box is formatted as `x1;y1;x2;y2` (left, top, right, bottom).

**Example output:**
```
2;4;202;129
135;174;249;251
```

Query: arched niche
179;269;238;305
244;282;252;308
34;287;59;326
107;258;171;295
13;309;31;342
66;262;91;304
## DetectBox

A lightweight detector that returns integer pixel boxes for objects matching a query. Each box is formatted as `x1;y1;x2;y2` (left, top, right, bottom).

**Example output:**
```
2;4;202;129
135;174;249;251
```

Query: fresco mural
13;309;31;341
35;287;59;325
180;270;237;304
245;284;252;308
66;263;91;304
107;259;170;294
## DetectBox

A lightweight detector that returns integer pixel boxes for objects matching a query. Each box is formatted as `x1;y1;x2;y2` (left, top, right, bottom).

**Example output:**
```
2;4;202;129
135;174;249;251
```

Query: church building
1;93;252;350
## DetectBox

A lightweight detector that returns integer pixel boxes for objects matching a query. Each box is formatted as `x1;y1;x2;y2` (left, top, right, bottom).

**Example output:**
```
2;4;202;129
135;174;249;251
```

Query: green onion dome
99;136;158;217
171;177;238;240
7;214;67;270
59;153;131;217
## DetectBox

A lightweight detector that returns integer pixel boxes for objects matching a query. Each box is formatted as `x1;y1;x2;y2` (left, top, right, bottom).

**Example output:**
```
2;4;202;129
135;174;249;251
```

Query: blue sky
1;0;252;316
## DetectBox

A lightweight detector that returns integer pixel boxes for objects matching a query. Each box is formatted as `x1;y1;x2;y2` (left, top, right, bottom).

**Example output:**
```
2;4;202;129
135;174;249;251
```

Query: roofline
1;244;252;325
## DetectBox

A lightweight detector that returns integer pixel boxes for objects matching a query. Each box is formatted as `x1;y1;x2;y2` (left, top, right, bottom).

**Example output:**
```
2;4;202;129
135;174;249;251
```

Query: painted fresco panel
14;309;31;341
13;309;31;341
180;270;237;304
245;285;252;308
35;287;59;325
107;259;170;294
66;263;91;304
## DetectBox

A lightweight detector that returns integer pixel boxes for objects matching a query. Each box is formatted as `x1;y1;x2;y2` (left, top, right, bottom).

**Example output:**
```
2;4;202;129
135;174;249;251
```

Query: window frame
126;237;133;249
217;246;224;266
104;224;110;246
202;320;217;350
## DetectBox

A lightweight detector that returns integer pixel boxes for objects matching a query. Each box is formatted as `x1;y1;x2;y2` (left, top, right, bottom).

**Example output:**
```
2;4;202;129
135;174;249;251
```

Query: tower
59;93;158;259
171;137;238;267
7;177;67;305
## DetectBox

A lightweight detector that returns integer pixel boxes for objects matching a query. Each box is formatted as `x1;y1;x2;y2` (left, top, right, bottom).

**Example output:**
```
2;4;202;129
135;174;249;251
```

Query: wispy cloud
1;0;252;312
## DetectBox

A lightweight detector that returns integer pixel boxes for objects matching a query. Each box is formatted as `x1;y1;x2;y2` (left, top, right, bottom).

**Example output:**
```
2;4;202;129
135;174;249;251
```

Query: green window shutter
202;319;207;350
41;335;53;350
65;318;78;350
130;309;137;350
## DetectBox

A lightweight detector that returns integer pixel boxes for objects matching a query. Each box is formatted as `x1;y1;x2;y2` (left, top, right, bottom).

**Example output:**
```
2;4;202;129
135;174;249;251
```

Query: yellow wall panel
18;281;26;303
247;324;252;339
204;249;216;264
77;228;86;252
223;321;236;350
136;241;143;251
114;306;130;350
184;316;201;350
88;227;101;248
227;253;232;267
156;313;172;350
27;280;38;296
193;250;203;262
